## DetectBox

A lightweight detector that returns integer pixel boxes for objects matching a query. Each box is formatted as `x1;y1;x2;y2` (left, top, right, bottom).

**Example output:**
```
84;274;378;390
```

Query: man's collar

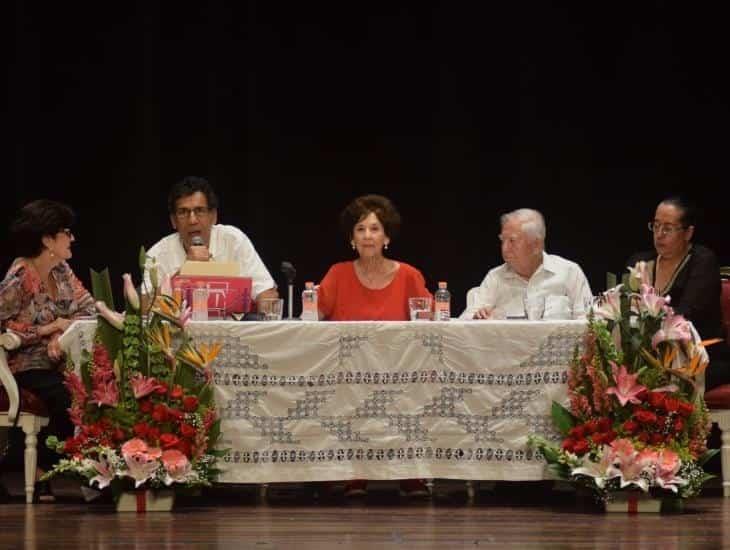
540;251;557;274
503;251;550;280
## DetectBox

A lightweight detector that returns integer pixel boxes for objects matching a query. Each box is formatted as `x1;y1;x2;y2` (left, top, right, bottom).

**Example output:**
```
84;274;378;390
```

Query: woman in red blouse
317;195;431;498
0;200;94;495
318;195;431;321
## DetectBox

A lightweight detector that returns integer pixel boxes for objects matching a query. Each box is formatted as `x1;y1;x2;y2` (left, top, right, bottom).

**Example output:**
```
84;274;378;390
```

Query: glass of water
409;297;433;321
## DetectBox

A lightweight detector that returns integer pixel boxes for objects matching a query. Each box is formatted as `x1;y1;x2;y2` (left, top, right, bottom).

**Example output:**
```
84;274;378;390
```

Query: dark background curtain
5;2;728;314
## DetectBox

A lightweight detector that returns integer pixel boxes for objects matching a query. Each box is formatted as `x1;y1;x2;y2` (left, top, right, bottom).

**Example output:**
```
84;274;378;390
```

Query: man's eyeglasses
647;222;685;236
175;207;211;219
59;228;73;237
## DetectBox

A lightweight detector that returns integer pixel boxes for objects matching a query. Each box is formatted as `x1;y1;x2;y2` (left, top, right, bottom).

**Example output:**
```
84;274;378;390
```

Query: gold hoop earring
351;242;356;251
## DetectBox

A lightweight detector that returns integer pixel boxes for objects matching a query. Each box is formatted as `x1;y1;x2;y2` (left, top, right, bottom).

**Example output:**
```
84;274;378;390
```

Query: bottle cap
305;281;314;289
438;281;447;288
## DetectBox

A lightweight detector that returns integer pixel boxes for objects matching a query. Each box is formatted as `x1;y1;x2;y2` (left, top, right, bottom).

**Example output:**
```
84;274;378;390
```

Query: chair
721;275;730;345
0;331;50;503
706;270;730;496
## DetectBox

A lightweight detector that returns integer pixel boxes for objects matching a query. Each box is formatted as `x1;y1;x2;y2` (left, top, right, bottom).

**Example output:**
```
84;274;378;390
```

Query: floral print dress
0;258;95;373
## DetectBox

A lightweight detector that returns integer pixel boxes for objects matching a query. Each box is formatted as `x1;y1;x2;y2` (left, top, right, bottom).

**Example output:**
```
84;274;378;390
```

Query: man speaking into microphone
142;176;278;308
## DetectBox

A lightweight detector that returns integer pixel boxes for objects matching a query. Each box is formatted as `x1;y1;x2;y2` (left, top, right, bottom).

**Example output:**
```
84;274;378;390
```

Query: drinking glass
523;295;545;321
259;298;284;321
409;297;432;321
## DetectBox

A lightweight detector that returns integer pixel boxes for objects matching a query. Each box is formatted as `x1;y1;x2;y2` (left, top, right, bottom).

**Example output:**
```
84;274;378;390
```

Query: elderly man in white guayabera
460;208;592;320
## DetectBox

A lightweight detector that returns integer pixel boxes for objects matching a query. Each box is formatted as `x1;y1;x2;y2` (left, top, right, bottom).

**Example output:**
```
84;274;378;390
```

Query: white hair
500;208;546;242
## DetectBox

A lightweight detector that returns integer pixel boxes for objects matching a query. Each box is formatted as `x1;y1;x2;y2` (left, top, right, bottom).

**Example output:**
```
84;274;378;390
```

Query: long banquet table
60;319;587;483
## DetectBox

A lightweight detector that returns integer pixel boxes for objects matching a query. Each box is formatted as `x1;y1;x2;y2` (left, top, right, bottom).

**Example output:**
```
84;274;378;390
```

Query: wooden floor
2;482;730;549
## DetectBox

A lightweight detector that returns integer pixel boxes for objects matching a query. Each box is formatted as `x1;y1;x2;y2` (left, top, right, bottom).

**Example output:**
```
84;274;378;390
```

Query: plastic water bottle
434;281;451;321
301;281;318;321
192;283;208;322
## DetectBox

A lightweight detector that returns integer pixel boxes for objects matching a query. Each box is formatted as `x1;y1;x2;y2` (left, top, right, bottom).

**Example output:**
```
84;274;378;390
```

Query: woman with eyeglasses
627;196;729;389
0;199;94;499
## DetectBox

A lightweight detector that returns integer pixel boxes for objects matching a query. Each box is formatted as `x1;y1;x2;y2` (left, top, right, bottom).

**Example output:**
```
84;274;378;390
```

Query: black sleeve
673;248;721;322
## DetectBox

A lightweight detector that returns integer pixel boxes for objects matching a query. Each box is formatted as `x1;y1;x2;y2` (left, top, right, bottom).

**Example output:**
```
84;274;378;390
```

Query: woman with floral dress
0;200;95;496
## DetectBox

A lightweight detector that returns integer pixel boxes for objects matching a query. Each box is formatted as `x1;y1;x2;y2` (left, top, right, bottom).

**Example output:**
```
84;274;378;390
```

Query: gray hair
500;208;546;242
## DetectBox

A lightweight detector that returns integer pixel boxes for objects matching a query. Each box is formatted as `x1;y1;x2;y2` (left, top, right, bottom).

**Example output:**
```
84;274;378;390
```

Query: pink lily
605;362;646;406
654;449;687;493
651;313;692;349
616;448;658;491
95;301;125;330
627;261;652;292
608;438;637;468
91;378;119;407
122;439;163;488
161;449;192;484
638;284;669;318
89;450;115;489
122;273;140;311
571;446;620;489
594;287;622;321
129;373;166;399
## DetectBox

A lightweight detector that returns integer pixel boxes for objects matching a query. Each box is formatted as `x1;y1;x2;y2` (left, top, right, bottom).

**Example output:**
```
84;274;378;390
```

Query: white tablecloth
60;319;587;483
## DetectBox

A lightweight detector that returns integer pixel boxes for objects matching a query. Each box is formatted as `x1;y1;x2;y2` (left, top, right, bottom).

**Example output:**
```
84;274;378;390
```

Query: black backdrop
5;3;728;315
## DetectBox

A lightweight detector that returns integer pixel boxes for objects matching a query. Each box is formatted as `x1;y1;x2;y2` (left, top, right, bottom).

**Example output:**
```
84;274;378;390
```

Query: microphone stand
281;261;296;319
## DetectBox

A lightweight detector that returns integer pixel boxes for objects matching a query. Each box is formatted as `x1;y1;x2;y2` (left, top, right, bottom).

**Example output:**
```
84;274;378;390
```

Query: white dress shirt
460;252;592;320
144;224;276;299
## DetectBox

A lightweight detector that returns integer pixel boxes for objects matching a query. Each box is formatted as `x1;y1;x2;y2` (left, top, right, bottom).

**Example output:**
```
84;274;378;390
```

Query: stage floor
2;480;729;548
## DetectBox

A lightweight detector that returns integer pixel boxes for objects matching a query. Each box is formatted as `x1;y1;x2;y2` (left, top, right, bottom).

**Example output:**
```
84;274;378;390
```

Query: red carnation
584;419;599;434
155;382;169;395
636;432;650;443
86;423;104;439
634;409;658;425
170;384;184;400
133;422;150;438
180;423;197;438
673;417;685;433
604;430;617;444
113;428;127;442
139;399;153;413
572;439;590;455
64;435;83;456
167;407;184;422
663;397;681;413
183;396;199;412
635;388;648;402
568;426;586;439
159;433;181;449
650;433;665;445
151;403;168;422
147;426;160;441
677;401;694;417
597;417;612;432
647;392;666;409
622;420;639;434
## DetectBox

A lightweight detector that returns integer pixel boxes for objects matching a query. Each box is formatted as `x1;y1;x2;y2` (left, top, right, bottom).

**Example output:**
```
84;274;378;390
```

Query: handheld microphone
281;261;296;319
281;261;296;283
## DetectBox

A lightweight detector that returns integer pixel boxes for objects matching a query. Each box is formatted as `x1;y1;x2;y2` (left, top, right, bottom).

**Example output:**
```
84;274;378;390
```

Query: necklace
356;258;391;287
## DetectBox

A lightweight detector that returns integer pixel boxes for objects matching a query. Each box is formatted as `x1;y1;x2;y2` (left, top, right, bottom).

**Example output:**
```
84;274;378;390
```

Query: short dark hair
10;199;76;258
167;176;219;214
340;194;401;243
659;196;697;227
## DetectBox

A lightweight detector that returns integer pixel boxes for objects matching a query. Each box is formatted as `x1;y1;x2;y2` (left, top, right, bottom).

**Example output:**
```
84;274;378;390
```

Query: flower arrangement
44;253;224;495
529;261;720;504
